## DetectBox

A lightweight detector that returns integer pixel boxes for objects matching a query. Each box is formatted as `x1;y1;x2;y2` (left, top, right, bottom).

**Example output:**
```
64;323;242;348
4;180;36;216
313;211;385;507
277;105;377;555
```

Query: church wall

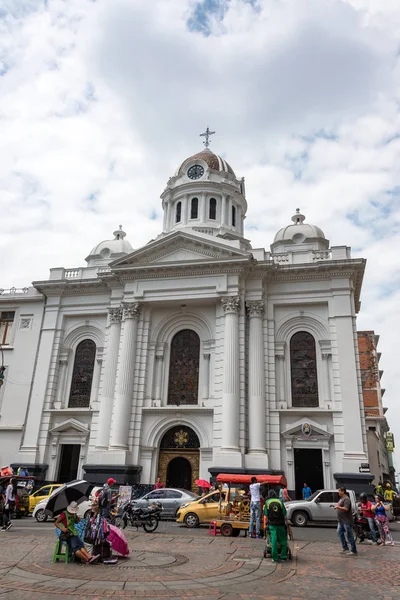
261;273;367;484
0;291;44;467
32;296;108;472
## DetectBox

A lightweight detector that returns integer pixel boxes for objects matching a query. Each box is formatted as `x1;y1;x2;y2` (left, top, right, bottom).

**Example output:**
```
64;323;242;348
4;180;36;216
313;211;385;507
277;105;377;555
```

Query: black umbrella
44;479;94;517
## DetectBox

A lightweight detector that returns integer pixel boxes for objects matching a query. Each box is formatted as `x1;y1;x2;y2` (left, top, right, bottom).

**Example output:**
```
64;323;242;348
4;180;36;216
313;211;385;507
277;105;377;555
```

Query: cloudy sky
1;0;399;473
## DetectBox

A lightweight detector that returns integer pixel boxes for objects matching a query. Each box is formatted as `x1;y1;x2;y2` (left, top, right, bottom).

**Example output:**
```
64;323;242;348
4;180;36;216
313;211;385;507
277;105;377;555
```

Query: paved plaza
0;528;400;600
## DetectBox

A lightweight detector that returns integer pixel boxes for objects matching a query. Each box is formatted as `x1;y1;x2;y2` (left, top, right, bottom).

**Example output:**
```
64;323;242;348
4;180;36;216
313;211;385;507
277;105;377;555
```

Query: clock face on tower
187;164;204;180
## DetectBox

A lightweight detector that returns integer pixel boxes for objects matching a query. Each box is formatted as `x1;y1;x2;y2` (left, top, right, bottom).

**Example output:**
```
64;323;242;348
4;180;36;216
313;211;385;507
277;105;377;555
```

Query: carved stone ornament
123;302;142;320
221;296;240;314
246;301;264;318
20;318;31;329
108;307;122;324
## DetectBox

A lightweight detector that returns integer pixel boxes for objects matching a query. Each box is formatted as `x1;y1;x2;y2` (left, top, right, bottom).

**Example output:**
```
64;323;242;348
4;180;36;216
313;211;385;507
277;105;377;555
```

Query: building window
68;339;96;408
232;205;236;227
290;331;319;407
167;329;200;405
190;197;198;219
209;198;216;220
176;201;182;223
0;311;15;345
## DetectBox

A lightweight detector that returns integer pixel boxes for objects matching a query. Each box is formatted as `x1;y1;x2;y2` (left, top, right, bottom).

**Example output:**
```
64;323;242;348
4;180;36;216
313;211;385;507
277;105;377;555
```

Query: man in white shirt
248;477;262;539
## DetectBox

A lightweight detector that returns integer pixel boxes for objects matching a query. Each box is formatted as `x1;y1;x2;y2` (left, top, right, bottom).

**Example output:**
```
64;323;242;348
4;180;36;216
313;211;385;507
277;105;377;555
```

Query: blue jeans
366;517;377;542
337;522;357;553
248;502;261;536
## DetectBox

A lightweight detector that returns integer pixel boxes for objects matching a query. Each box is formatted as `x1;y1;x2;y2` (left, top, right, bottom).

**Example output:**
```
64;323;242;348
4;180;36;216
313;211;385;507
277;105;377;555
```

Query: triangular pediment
110;231;252;270
282;418;331;439
49;418;89;436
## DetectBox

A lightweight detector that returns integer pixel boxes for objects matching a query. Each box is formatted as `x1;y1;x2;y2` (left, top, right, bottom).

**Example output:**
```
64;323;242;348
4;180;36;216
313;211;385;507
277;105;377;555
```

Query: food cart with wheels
0;475;38;518
212;473;287;537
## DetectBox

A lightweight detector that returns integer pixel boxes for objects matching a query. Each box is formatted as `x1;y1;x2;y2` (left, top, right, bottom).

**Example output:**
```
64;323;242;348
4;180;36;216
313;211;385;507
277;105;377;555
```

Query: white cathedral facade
0;144;370;497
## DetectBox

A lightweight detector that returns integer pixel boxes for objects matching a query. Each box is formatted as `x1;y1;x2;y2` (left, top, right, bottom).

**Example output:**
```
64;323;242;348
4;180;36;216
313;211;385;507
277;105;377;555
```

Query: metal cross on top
200;127;215;148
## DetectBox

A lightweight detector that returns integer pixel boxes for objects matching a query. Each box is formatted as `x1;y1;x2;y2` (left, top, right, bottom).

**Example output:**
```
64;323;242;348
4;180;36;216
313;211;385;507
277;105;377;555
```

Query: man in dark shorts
334;487;357;555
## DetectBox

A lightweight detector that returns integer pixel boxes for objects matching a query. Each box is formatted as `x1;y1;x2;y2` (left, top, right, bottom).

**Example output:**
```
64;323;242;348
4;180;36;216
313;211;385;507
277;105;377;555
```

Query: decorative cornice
221;296;240;314
108;307;122;324
246;300;264;318
118;264;248;280
123;302;142;320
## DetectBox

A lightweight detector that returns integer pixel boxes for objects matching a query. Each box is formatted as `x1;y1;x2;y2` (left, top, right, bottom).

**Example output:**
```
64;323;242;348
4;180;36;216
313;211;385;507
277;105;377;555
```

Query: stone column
247;301;266;453
110;302;141;449
201;192;207;221
202;353;211;400
54;357;68;410
221;195;227;227
96;307;122;449
154;353;164;402
221;296;240;451
275;345;285;407
182;194;188;225
321;353;332;405
90;351;103;407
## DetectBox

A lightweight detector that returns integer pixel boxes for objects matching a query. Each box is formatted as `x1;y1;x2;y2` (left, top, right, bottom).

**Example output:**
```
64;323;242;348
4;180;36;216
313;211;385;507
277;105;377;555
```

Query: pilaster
246;301;266;455
96;307;122;449
221;296;240;455
110;302;141;451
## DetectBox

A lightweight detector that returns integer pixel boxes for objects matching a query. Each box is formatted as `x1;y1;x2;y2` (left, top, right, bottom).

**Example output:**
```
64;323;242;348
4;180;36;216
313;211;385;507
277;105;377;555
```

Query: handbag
93;540;112;560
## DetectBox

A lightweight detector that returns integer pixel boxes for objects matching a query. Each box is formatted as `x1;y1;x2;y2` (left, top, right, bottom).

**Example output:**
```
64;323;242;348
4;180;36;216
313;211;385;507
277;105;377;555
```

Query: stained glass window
160;426;200;449
209;198;216;220
290;331;319;407
167;329;200;405
190;197;198;219
68;339;96;408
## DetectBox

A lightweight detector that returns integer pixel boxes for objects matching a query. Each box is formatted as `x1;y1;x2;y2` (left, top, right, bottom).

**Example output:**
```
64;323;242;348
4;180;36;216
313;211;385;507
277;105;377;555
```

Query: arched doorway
158;426;200;492
166;457;192;489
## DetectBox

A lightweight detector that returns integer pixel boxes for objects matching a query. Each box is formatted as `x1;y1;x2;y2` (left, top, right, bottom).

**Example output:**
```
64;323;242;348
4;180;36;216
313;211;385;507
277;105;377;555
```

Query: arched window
190;197;198;219
68;339;96;408
176;201;182;223
209;198;216;220
290;331;319;407
232;205;236;227
167;329;200;405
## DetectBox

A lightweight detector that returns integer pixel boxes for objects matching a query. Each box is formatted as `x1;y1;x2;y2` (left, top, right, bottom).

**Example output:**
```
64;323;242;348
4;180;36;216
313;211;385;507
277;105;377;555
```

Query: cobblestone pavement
0;529;399;600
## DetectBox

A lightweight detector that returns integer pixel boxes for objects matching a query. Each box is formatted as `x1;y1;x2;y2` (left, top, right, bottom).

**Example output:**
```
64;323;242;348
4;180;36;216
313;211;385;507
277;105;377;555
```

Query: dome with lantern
271;210;329;256
176;148;235;178
86;226;133;266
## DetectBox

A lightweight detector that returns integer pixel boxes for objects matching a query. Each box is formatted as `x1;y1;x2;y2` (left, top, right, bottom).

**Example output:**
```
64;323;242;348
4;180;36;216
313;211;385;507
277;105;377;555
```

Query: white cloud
0;0;399;472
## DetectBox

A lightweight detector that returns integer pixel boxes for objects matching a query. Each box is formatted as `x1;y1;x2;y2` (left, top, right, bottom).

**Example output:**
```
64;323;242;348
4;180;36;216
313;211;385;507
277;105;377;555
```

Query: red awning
216;474;287;487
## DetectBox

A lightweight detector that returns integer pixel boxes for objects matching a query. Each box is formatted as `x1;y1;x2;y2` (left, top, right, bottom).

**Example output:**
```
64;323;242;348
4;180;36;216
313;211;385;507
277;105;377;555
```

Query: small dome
86;226;133;265
177;148;235;177
274;209;325;243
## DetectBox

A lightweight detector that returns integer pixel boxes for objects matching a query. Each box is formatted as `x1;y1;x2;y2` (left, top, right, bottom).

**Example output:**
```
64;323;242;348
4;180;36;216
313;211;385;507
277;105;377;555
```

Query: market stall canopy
216;474;287;487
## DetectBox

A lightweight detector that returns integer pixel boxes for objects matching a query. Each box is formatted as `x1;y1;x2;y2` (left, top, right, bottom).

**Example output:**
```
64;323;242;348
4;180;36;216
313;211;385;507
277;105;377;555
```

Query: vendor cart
212;473;287;537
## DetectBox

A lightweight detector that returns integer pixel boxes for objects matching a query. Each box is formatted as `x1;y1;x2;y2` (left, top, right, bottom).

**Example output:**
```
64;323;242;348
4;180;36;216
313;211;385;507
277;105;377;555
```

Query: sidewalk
0;529;399;599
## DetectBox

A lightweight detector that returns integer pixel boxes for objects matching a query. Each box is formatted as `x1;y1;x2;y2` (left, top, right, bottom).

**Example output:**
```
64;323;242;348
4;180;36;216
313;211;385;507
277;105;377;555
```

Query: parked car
27;484;63;513
33;486;101;522
132;488;198;519
176;488;235;528
285;489;395;527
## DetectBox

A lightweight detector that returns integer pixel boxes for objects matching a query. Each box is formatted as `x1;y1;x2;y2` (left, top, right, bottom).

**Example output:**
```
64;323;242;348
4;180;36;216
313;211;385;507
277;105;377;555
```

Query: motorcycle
354;511;381;544
113;500;162;532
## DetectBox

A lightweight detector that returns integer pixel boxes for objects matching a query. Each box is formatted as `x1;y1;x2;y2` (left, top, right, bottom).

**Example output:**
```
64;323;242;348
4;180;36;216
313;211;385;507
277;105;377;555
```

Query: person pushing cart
263;489;291;563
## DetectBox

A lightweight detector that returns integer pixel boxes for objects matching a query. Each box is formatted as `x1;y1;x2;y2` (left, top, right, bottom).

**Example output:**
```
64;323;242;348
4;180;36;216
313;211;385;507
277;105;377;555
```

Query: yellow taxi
176;488;237;528
27;484;62;512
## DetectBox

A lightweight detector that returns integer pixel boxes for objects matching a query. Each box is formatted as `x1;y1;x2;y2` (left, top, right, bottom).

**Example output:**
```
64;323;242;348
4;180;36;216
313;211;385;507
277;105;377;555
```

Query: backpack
97;489;107;508
266;498;285;526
